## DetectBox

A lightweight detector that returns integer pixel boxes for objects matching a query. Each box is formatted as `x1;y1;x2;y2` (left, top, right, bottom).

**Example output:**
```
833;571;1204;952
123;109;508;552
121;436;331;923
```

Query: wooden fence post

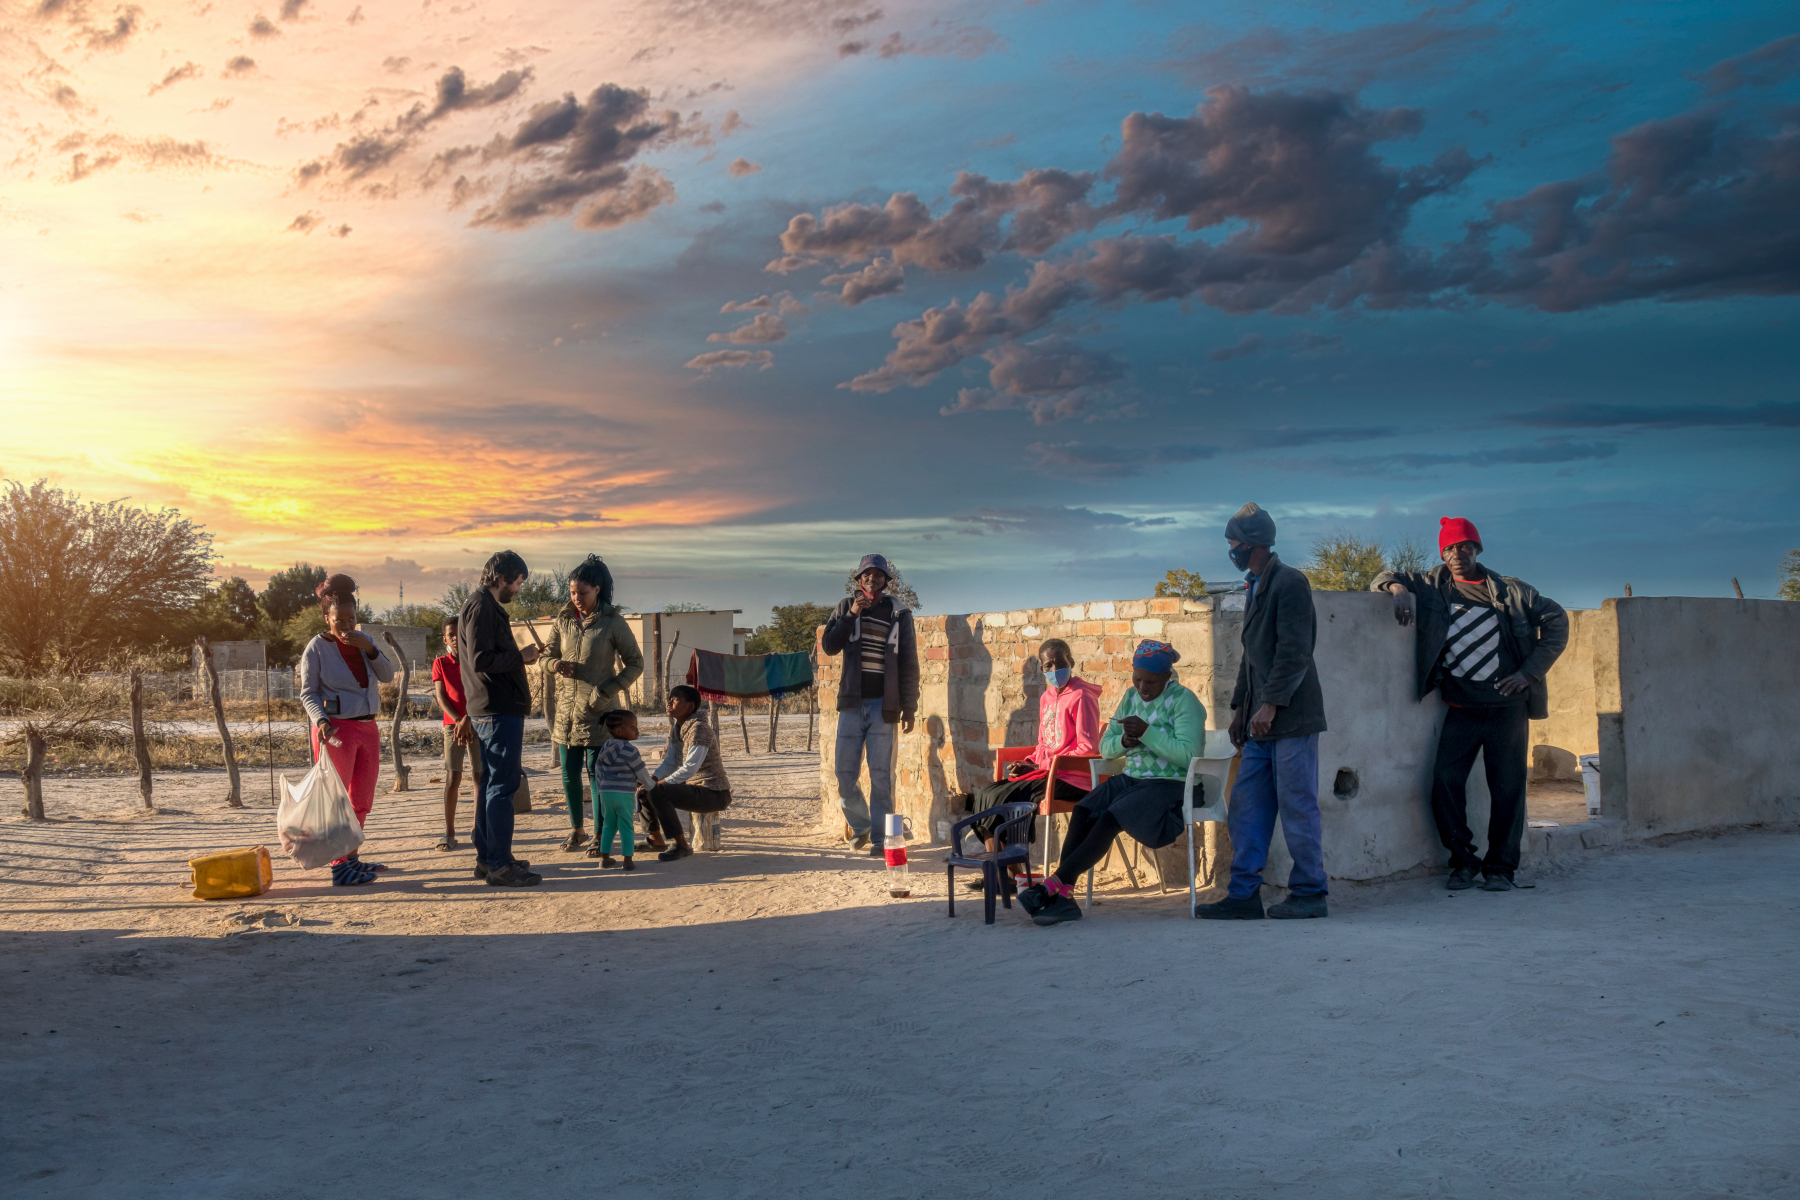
129;668;154;810
196;637;242;808
382;632;411;792
767;694;782;753
20;728;46;819
1732;577;1745;599
738;703;752;754
652;614;664;708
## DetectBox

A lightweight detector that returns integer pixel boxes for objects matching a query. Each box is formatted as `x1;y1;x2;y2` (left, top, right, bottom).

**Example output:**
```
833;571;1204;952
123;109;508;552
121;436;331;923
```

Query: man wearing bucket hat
820;554;919;855
1371;518;1568;892
1196;503;1331;920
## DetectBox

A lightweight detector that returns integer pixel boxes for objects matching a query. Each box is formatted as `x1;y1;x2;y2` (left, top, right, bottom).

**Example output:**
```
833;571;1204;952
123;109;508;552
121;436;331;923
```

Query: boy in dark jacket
819;554;919;854
1197;503;1330;921
1371;517;1568;892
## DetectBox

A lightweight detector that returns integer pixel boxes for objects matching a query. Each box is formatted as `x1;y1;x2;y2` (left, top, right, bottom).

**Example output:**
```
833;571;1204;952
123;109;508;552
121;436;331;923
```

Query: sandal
435;836;459;852
585;842;603;858
561;829;589;852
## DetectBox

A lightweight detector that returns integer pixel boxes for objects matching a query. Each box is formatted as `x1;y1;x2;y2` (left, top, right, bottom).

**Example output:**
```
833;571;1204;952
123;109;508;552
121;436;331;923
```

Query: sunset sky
3;0;1796;618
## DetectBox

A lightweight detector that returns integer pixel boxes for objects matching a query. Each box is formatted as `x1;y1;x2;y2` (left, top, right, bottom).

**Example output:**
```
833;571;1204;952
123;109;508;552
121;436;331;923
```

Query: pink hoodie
1014;676;1103;790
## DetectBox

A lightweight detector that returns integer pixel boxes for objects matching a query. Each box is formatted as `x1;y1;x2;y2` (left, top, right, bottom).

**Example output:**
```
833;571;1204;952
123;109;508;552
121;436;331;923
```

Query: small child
591;709;653;870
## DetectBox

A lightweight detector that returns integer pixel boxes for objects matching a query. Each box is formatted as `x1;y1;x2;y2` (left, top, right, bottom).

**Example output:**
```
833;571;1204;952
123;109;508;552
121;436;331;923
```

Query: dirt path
1;731;1796;1199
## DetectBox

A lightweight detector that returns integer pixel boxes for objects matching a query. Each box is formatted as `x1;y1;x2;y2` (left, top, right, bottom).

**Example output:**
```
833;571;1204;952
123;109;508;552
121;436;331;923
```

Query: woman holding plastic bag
296;574;395;885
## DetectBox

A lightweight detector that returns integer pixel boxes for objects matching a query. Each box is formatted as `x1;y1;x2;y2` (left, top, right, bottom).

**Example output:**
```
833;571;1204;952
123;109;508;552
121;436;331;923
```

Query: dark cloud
49;82;82;109
287;212;320;233
1293;438;1618;477
465;83;684;231
1210;332;1262;361
62;151;119;182
1699;34;1800;95
1464;109;1800;310
984;338;1124;397
57;134;212;182
684;349;774;372
706;311;786;344
727;157;761;177
1254;425;1399;448
329;224;352;237
719;110;746;136
1168;7;1501;90
772;169;1098;272
821;256;903;305
873;23;999;60
85;4;140;48
279;0;308;19
1026;440;1221;480
313;66;533;184
1505;402;1800;430
147;62;201;96
952;506;1177;535
383;56;411;74
248;13;281;38
224;55;257;75
1288;330;1344;357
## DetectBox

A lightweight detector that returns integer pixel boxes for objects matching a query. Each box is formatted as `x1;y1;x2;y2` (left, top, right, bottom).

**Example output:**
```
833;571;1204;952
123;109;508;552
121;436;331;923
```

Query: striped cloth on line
685;648;815;704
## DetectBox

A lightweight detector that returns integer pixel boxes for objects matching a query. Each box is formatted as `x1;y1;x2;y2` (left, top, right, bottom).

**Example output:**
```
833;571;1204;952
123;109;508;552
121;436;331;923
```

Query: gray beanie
1225;502;1276;547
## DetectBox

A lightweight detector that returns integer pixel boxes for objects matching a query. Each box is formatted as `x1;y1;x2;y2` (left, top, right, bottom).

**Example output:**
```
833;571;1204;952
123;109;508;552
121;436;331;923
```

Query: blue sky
4;0;1795;618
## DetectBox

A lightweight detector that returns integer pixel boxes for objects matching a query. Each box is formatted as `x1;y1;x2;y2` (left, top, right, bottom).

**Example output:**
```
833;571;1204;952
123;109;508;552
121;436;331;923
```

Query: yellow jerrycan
189;845;274;900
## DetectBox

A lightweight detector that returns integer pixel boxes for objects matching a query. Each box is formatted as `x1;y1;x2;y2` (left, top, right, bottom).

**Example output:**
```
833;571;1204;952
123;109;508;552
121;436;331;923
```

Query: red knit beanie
1438;517;1482;554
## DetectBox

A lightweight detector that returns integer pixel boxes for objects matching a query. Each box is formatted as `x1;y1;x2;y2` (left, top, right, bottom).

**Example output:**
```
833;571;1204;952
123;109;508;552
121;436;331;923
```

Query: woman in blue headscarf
1018;640;1204;926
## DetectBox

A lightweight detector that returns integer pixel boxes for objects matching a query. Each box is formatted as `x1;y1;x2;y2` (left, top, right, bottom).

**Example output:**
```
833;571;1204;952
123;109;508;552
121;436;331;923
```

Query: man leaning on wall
1372;517;1568;892
1198;503;1331;921
819;554;919;855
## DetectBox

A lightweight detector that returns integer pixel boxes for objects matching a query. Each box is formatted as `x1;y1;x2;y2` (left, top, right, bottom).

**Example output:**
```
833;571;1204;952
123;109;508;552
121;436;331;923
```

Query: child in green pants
590;709;653;870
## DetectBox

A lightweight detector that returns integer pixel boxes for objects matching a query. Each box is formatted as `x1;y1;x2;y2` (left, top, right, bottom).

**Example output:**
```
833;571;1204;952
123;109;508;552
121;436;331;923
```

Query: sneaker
1195;894;1264;920
1267;893;1328;919
852;832;870;850
622;860;636;872
331;860;376;886
962;877;989;892
484;862;542;887
1016;883;1049;915
1447;866;1479;890
867;846;886;858
657;844;693;863
1480;873;1515;892
1031;895;1083;926
472;858;532;880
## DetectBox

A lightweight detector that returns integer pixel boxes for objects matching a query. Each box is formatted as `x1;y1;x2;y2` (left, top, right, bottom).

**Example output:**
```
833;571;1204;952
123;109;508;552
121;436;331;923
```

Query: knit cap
1224;503;1276;547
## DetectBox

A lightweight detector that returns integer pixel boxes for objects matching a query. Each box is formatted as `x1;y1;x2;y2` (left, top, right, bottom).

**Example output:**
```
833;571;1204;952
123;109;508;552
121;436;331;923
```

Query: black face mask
1228;542;1258;570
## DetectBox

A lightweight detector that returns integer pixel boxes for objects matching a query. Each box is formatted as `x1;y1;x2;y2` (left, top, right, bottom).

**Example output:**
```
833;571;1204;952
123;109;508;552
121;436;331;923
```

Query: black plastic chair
946;800;1037;924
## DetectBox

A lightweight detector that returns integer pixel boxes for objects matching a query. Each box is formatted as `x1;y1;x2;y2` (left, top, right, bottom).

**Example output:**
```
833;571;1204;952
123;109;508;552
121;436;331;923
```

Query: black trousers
967;776;1085;843
649;782;731;839
1431;704;1530;877
1052;807;1124;886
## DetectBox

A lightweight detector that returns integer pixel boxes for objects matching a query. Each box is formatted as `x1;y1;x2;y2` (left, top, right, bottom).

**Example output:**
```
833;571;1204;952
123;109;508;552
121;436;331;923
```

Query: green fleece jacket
1099;681;1205;780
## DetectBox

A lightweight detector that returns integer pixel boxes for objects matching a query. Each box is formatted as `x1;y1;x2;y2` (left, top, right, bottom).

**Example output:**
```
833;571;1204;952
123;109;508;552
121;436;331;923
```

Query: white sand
1;727;1796;1198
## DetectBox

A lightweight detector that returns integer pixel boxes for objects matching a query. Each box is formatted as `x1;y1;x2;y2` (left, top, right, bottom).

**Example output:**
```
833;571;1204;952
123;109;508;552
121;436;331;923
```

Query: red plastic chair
993;748;1102;907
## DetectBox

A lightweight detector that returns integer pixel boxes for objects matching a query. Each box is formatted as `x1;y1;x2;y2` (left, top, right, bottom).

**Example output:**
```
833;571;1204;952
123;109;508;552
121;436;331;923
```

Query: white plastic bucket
1579;754;1601;817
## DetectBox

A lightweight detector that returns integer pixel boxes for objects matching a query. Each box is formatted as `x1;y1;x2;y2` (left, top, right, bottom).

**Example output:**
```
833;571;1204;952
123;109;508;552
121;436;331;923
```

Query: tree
259;562;327;626
663;601;710;612
504;570;566;619
0;479;216;676
1301;530;1388;592
179;577;262;650
1780;549;1800;602
1387;536;1431;574
382;603;452;656
437;581;474;615
745;602;834;655
843;564;922;612
1154;568;1207;599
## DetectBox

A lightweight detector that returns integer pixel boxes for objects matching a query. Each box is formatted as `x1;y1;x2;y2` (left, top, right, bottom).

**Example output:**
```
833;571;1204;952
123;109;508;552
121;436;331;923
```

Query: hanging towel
685;649;815;704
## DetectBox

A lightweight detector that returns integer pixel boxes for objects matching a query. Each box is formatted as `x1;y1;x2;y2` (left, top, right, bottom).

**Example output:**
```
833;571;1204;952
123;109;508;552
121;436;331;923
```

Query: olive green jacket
540;602;644;746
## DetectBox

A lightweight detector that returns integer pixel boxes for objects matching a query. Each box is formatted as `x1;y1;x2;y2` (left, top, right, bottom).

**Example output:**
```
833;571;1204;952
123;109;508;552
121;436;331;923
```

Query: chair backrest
1199;728;1237;760
993;746;1034;782
991;801;1037;850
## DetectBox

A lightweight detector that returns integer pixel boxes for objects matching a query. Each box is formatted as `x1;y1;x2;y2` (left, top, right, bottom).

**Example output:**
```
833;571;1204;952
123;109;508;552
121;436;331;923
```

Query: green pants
595;791;635;857
559;745;601;828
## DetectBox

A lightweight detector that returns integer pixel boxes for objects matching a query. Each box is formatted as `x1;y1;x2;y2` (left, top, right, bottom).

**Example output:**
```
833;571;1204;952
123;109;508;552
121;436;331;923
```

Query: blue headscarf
1132;639;1179;674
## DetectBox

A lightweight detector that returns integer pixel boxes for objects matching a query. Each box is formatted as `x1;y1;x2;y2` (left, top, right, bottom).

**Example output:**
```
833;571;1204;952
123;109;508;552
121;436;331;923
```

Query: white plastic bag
277;746;365;869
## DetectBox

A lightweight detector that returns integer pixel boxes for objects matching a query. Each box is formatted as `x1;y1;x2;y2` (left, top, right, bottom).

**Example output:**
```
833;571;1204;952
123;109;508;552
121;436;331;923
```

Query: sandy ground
1;722;1796;1200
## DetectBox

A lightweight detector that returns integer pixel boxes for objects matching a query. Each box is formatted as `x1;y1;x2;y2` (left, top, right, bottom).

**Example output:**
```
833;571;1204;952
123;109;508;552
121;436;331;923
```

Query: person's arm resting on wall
1371;568;1425;626
819;600;854;656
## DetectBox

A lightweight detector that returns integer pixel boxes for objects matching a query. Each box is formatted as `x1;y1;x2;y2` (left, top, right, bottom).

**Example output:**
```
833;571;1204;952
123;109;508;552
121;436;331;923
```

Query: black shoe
1267;893;1328;919
484;863;542;887
657;844;693;862
963;877;988;892
1031;895;1083;926
852;832;870;850
473;857;532;880
1195;894;1265;920
1447;866;1479;890
622;860;636;872
1016;884;1049;915
1480;873;1515;892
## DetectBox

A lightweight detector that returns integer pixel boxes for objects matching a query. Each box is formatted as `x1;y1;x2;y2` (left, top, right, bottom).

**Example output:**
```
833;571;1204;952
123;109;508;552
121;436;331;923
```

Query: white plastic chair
1089;729;1240;914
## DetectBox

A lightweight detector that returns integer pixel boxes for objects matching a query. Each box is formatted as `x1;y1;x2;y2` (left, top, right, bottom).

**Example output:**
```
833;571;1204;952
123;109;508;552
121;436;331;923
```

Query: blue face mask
1046;667;1072;689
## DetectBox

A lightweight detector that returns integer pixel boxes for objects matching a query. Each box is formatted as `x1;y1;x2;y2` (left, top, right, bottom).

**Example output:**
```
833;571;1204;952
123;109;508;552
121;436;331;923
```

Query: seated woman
957;639;1100;890
1018;639;1203;926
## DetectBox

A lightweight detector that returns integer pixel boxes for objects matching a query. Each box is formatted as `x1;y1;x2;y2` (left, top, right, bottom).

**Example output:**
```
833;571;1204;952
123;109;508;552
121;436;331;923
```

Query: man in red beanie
1371;518;1568;891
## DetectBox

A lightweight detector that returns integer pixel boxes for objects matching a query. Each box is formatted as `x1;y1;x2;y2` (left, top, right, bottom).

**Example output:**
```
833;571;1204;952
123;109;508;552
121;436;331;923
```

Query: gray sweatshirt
298;633;395;725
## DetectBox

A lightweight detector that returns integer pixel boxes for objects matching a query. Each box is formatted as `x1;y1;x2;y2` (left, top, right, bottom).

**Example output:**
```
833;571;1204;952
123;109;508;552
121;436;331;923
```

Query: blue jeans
1226;733;1327;899
472;714;524;870
834;698;896;841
